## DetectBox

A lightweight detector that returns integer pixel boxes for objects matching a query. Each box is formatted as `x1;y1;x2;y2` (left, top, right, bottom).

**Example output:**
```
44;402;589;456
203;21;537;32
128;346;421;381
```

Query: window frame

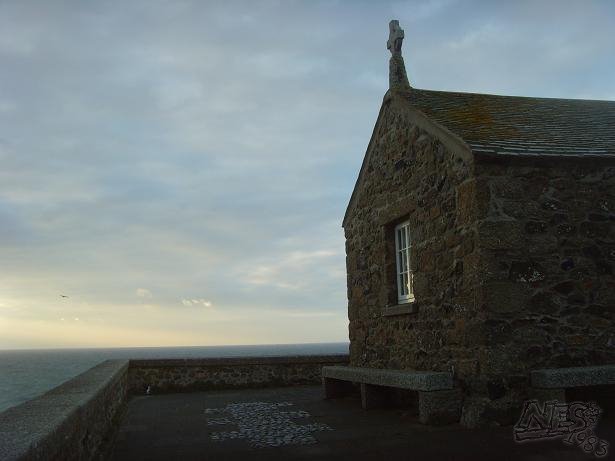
394;220;414;304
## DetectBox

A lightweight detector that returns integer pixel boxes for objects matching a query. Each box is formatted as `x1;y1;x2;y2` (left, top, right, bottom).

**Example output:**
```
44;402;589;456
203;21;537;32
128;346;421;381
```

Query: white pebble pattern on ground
205;401;333;448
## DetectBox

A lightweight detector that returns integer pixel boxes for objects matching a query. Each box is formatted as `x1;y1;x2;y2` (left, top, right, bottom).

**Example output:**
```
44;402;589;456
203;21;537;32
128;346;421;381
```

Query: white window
394;221;414;304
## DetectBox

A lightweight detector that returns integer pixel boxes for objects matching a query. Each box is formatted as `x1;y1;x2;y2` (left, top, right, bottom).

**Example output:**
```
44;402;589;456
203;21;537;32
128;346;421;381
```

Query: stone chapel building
341;20;615;424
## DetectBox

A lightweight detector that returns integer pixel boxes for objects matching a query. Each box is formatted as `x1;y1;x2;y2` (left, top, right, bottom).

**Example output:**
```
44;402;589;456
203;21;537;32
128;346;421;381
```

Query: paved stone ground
109;385;615;460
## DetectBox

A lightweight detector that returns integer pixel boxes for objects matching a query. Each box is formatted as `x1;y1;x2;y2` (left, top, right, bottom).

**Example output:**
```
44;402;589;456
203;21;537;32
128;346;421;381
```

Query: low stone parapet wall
0;354;348;460
0;359;129;461
128;354;349;395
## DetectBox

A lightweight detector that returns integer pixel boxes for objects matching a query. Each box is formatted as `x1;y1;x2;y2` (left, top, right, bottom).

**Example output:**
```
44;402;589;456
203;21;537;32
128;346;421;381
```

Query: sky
1;0;614;349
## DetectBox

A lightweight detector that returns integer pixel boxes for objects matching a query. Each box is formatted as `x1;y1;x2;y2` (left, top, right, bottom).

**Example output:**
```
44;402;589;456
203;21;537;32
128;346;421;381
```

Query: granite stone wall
0;360;129;461
344;94;481;378
466;156;615;423
128;355;349;395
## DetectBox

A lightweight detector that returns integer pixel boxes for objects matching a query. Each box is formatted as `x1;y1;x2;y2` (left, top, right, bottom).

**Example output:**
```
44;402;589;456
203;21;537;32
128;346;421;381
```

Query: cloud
0;0;613;348
136;288;153;298
241;249;343;292
181;298;213;308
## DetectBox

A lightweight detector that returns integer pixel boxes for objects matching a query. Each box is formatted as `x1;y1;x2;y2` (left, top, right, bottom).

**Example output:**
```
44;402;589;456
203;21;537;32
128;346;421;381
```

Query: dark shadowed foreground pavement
109;385;614;461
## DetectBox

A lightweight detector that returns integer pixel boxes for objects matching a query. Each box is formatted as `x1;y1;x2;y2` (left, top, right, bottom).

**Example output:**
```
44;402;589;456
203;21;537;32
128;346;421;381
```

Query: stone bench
322;365;461;425
530;364;615;402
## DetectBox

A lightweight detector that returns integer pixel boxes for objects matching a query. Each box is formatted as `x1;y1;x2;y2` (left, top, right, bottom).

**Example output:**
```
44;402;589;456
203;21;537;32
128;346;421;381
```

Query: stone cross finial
387;20;404;56
387;20;410;91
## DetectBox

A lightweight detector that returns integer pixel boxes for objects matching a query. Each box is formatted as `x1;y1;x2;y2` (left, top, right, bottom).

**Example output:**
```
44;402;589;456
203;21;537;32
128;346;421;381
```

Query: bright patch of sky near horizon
1;0;614;349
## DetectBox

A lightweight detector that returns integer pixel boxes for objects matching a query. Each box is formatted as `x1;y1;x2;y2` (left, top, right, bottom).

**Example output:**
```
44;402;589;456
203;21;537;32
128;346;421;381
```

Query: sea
0;342;349;413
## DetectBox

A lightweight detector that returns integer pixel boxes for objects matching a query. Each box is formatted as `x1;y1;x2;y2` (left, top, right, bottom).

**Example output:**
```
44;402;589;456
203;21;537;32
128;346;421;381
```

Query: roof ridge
412;87;615;105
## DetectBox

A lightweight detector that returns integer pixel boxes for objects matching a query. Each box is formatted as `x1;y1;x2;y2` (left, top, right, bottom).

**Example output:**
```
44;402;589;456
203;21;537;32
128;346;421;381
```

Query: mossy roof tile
406;89;615;157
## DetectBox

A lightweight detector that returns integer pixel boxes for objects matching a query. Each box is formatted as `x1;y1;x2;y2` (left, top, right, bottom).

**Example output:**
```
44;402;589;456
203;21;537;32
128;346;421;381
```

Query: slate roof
406;89;615;157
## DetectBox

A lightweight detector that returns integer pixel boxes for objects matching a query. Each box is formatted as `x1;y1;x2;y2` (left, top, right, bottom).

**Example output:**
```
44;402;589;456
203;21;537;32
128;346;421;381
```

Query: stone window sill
382;303;418;317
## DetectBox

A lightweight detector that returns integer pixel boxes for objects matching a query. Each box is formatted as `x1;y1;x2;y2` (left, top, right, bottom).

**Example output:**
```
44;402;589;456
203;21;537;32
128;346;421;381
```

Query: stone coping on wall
128;354;349;368
0;359;129;461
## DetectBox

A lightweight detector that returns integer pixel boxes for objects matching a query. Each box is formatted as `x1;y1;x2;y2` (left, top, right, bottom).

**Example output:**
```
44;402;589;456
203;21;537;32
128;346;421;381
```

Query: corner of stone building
463;157;615;426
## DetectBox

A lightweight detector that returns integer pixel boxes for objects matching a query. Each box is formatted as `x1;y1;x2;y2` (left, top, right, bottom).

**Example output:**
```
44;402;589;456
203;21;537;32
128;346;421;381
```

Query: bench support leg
323;377;354;399
361;383;387;410
419;389;462;425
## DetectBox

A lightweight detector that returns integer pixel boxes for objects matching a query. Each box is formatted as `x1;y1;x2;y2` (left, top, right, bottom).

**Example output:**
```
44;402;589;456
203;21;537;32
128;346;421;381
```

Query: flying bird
60;294;69;298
